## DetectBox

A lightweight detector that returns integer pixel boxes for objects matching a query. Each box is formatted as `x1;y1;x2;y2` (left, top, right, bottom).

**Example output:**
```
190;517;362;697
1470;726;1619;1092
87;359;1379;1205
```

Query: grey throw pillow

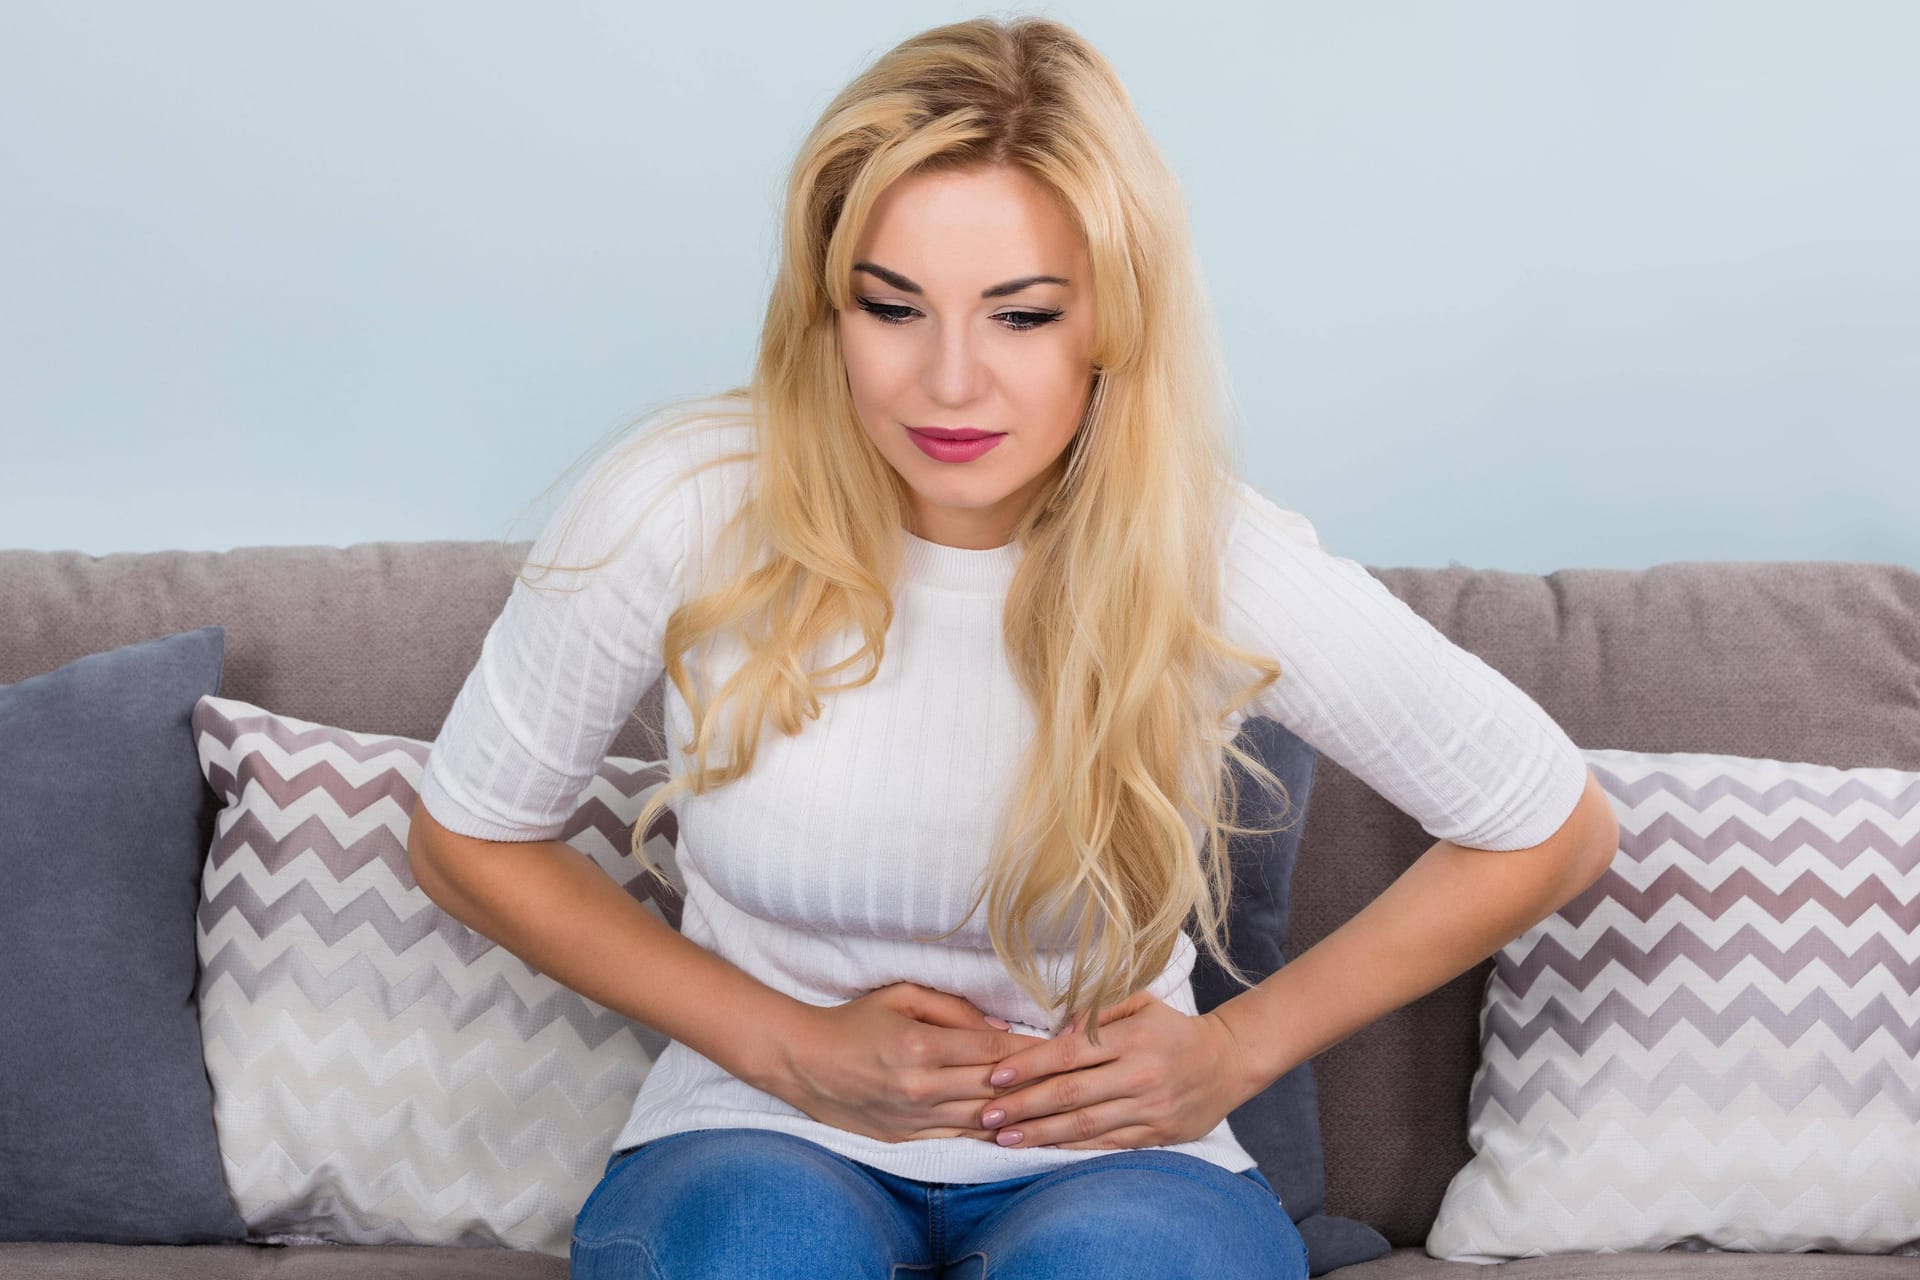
1188;714;1392;1276
0;625;244;1244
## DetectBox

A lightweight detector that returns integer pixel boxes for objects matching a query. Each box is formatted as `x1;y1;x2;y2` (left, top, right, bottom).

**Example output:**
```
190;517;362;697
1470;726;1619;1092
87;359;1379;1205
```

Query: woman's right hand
770;981;1038;1144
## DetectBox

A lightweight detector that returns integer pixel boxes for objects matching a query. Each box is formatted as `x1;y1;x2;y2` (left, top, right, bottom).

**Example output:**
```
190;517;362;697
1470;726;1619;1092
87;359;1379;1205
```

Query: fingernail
985;1016;1011;1029
990;1067;1015;1085
982;1109;1005;1127
996;1129;1023;1146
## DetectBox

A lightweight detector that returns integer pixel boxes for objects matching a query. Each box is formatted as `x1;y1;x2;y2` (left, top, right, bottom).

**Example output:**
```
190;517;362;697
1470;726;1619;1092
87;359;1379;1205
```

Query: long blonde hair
516;16;1297;1043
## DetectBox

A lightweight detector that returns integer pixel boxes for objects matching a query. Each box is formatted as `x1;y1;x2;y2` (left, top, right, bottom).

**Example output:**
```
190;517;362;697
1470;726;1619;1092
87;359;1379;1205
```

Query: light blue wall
3;2;1914;571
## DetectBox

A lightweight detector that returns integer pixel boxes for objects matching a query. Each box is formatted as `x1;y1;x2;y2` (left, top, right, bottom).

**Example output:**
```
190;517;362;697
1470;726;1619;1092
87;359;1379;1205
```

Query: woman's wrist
726;990;819;1101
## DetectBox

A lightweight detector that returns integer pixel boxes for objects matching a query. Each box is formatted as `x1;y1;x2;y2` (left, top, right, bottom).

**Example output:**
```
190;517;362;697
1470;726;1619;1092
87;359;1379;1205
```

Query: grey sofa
4;536;1917;1279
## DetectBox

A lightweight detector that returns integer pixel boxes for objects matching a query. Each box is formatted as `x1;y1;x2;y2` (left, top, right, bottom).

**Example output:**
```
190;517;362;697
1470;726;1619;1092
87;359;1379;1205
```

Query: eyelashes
854;296;1064;333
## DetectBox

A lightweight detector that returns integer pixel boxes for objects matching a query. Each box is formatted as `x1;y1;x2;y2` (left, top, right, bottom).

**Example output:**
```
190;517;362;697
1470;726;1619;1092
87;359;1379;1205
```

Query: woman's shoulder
586;394;757;526
606;390;757;481
530;393;756;576
1224;476;1323;555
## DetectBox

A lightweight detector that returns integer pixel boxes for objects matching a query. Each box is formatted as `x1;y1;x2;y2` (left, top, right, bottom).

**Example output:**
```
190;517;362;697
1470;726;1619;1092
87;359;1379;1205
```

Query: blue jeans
570;1127;1310;1279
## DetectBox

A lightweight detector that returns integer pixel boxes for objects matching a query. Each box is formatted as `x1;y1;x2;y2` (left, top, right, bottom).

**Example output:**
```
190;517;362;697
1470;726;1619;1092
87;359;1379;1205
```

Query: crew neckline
899;528;1021;594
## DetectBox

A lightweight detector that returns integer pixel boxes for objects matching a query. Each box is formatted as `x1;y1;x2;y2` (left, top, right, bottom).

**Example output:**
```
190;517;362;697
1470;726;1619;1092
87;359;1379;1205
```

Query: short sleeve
416;426;695;841
1221;481;1588;852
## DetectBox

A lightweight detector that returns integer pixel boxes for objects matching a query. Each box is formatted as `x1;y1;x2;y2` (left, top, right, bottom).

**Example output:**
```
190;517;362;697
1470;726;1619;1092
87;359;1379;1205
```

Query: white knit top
418;397;1589;1184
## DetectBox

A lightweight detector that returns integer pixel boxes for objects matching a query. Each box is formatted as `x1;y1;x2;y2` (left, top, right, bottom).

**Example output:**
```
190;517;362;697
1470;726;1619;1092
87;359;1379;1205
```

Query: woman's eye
854;297;1062;332
856;299;917;325
998;310;1062;332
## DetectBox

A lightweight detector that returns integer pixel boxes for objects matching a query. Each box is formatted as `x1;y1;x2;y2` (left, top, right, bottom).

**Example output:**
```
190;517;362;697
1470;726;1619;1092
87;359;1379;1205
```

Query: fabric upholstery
1290;559;1920;1245
191;694;683;1258
1430;746;1920;1261
4;542;1918;1270
5;1241;1912;1277
0;626;244;1245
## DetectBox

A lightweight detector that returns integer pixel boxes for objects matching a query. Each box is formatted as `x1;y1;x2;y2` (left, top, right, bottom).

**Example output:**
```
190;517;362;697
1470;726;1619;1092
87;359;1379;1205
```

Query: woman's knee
570;1128;923;1275
957;1154;1307;1280
575;1129;855;1241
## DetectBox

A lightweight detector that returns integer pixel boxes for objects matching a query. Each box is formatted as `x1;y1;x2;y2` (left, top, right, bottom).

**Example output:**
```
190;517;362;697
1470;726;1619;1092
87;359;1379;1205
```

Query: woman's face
837;163;1098;550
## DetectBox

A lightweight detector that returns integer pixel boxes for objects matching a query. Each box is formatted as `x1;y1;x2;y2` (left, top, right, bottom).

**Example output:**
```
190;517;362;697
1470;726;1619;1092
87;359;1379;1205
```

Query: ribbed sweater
418;399;1589;1184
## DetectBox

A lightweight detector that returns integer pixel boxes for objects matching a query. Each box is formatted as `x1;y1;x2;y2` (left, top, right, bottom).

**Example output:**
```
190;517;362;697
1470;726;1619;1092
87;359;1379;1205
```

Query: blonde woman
409;16;1617;1279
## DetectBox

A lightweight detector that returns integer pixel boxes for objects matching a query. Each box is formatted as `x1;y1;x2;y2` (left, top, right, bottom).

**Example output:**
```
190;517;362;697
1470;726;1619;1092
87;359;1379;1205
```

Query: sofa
3;534;1917;1279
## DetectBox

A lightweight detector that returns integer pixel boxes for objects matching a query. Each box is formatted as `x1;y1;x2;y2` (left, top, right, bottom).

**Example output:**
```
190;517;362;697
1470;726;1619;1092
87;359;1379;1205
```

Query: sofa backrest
5;540;1917;1245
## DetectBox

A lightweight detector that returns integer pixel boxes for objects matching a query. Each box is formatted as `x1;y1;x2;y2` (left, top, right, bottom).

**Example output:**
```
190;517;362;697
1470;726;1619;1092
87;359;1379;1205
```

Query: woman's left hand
974;990;1257;1150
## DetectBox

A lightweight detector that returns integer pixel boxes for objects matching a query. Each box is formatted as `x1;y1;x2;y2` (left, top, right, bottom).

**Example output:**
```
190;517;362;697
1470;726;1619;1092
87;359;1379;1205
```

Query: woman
410;15;1617;1279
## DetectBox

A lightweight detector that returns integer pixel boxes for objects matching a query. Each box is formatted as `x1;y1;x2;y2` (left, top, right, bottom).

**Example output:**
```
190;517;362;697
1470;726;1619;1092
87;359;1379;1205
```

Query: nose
922;317;989;406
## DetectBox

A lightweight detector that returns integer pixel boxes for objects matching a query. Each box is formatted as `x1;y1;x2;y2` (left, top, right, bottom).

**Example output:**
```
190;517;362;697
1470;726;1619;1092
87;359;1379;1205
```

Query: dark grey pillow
0;625;244;1244
1189;714;1391;1276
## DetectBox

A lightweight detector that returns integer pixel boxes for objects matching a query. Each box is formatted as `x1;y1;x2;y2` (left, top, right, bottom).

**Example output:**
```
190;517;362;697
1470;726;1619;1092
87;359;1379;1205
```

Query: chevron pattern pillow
1429;746;1920;1262
190;693;684;1258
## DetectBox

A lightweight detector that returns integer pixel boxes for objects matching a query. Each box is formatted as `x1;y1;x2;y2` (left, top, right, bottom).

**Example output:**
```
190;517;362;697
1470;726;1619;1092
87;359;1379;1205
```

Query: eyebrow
852;260;1070;299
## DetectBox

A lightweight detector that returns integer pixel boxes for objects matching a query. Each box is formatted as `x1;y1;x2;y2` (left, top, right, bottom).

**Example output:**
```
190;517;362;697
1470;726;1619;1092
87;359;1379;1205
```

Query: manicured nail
982;1109;1006;1127
985;1016;1011;1029
990;1067;1015;1085
996;1129;1024;1146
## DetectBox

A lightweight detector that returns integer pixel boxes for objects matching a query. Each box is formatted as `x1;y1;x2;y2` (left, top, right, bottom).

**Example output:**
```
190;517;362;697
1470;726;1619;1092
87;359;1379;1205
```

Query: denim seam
571;1231;668;1278
572;1145;650;1248
948;1248;992;1275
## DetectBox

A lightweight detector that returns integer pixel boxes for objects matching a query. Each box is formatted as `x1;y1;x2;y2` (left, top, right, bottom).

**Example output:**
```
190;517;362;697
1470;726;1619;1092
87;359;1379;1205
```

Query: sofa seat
6;1243;1917;1278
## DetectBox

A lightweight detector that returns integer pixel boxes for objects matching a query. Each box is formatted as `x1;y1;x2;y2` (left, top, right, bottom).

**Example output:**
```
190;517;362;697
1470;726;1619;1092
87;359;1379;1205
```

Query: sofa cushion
0;1240;571;1277
1190;714;1392;1275
189;694;684;1259
1429;746;1920;1261
0;625;245;1245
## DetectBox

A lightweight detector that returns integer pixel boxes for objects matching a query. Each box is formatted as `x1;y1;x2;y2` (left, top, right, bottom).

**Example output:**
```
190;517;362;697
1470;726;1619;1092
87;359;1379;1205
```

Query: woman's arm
412;803;1029;1144
968;491;1618;1148
409;801;810;1095
1208;769;1619;1101
969;771;1619;1149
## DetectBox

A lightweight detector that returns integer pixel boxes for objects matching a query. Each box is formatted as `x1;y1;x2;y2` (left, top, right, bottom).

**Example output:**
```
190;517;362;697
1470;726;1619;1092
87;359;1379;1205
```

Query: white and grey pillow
1430;746;1920;1261
191;693;682;1258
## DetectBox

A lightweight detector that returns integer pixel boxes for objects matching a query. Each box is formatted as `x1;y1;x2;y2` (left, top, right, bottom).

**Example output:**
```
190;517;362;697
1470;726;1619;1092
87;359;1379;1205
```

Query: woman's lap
570;1128;933;1278
570;1127;1309;1279
940;1154;1307;1280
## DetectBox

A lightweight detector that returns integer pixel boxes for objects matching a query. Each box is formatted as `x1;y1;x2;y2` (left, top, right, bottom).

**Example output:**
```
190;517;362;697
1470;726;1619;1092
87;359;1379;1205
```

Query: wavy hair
513;15;1298;1044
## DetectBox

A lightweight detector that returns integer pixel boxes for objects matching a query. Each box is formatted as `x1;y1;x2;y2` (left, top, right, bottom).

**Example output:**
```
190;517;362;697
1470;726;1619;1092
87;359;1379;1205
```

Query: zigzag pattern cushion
190;693;684;1258
1429;746;1920;1262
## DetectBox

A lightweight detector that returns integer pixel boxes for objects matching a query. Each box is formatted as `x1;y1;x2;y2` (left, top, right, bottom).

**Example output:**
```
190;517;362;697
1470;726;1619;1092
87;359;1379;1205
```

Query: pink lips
913;426;998;441
907;427;1006;463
